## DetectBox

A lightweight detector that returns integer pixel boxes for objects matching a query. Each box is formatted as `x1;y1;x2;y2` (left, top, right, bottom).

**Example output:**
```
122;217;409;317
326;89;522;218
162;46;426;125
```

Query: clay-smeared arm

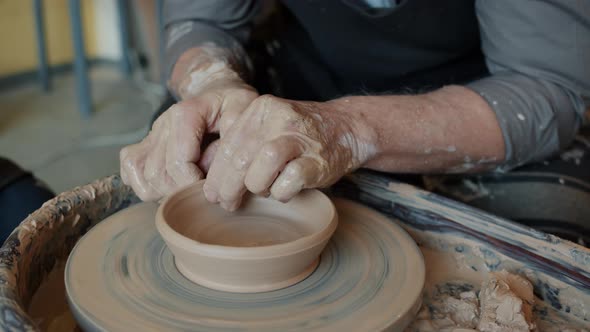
202;87;506;210
332;85;506;174
162;0;261;90
203;0;590;210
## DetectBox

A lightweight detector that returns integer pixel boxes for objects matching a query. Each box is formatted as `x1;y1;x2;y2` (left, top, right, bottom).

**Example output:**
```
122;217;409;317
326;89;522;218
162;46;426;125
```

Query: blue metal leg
68;0;92;117
117;0;132;77
33;0;50;92
156;0;164;83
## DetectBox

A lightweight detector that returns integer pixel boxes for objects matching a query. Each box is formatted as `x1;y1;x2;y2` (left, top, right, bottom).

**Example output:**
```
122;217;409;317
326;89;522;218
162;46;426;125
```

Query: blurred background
0;0;165;193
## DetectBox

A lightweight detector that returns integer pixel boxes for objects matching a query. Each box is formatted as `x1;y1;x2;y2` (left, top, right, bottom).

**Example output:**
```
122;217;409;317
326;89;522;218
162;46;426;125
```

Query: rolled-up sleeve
466;0;590;171
163;0;261;81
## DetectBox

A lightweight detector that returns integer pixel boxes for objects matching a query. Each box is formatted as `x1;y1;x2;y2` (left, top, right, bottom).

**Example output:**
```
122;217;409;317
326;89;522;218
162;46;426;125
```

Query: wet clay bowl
155;181;338;293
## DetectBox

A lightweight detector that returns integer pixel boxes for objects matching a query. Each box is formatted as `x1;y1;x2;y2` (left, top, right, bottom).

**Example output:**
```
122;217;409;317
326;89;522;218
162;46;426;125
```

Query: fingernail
220;199;240;212
203;184;218;203
220;200;231;211
228;200;241;212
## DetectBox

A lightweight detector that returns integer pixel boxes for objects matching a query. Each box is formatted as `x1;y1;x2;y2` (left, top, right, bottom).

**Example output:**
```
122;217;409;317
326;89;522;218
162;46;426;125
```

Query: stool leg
117;0;132;77
69;0;92;117
156;0;164;83
33;0;50;92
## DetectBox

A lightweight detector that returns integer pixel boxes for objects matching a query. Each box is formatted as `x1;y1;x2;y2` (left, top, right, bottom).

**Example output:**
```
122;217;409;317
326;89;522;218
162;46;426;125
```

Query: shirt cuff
466;73;583;172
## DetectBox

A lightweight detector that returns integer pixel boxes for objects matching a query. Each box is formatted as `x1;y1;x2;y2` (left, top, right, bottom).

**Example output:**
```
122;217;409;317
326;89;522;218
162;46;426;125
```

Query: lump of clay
407;270;537;332
406;290;479;331
477;270;535;332
444;291;480;328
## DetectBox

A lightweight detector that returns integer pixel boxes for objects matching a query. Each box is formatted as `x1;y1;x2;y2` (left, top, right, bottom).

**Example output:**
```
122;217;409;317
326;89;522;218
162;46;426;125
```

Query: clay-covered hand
120;81;258;201
203;95;375;211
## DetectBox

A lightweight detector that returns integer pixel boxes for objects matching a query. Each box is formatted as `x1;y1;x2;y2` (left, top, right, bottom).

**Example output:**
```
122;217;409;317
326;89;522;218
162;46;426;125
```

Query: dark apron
271;0;488;101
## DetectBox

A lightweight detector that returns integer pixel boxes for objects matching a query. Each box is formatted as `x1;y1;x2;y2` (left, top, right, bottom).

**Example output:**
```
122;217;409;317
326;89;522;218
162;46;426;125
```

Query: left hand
203;94;375;211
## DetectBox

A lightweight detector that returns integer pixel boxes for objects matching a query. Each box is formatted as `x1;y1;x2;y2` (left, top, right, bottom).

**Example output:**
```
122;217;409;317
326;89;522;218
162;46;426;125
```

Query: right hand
120;82;258;201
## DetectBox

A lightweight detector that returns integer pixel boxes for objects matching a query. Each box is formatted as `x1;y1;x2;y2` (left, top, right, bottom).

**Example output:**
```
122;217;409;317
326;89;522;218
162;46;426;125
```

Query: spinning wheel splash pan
65;199;425;331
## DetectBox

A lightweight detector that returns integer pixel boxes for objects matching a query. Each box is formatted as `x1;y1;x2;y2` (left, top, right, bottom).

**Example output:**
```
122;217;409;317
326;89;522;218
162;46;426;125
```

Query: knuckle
261;144;281;163
220;143;235;159
121;141;149;164
285;161;304;177
251;94;277;110
231;151;250;170
168;102;197;122
256;94;275;103
122;155;139;172
119;147;130;161
120;143;142;162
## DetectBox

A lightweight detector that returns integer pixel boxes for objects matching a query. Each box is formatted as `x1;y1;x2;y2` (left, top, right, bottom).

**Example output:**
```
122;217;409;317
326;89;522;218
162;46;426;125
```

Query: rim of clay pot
155;181;338;260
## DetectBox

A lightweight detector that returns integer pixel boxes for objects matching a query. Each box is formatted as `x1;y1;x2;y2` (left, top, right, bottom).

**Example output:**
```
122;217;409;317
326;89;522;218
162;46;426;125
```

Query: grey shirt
163;0;590;171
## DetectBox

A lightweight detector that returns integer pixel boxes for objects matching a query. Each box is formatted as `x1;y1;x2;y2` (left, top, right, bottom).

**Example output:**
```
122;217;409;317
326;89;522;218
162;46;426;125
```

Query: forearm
168;46;250;100
163;0;261;99
331;85;506;173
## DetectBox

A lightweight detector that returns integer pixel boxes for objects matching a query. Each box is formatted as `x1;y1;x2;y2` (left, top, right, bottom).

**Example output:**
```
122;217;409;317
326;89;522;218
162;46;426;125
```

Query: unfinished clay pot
155;181;338;293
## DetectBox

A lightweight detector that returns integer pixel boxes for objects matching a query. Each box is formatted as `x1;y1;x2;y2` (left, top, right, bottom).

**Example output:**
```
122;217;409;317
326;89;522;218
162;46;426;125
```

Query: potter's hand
120;44;258;201
203;95;376;211
120;83;257;201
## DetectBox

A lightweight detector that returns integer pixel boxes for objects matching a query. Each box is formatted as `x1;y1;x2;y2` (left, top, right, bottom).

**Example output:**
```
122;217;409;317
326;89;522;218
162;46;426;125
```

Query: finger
217;140;259;211
270;157;320;202
120;128;156;186
203;141;233;204
165;104;205;186
144;135;176;198
119;147;131;185
204;130;260;209
198;139;220;174
120;143;159;201
244;136;304;195
203;94;265;208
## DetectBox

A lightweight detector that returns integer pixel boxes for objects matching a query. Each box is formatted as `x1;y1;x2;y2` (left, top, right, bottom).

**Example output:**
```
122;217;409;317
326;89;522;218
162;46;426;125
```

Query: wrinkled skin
121;87;370;209
203;95;369;211
120;83;257;201
120;46;374;208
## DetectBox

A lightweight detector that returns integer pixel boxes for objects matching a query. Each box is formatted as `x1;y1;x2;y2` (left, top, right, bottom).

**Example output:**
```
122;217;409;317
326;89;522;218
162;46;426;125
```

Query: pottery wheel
65;199;425;331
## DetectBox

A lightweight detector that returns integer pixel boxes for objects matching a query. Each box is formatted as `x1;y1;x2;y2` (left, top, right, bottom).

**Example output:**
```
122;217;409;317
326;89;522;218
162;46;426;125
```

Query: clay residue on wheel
0;175;137;330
